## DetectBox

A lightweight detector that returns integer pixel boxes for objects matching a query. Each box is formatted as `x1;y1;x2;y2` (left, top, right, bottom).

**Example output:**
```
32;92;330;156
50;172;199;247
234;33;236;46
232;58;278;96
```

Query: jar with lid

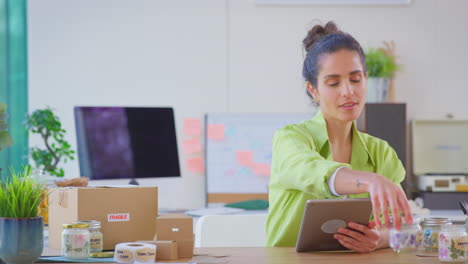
61;223;91;259
438;225;468;263
422;217;452;255
389;215;422;253
73;220;103;252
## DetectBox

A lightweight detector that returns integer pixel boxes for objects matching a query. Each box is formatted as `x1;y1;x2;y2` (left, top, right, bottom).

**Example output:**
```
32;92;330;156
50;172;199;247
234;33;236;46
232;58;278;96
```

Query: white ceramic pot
366;77;390;103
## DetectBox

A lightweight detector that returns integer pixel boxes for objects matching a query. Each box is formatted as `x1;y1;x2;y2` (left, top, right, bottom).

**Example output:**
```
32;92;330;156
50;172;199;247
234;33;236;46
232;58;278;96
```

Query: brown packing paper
156;214;194;258
137;240;178;261
48;186;158;250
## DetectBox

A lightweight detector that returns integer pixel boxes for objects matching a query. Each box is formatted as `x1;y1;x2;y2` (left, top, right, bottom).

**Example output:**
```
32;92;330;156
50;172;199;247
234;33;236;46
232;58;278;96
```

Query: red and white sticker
107;213;130;222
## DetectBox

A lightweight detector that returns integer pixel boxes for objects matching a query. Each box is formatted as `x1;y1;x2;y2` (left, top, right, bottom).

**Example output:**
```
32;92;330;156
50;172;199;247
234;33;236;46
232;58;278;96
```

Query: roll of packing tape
114;243;156;263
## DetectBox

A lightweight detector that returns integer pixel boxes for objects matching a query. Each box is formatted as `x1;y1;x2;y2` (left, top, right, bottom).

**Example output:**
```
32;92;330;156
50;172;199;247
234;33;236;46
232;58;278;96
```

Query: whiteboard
205;112;314;194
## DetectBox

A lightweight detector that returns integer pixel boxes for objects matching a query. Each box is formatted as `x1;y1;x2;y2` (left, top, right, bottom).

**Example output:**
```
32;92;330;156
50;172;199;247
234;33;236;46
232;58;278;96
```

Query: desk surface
194;247;440;264
43;247;441;264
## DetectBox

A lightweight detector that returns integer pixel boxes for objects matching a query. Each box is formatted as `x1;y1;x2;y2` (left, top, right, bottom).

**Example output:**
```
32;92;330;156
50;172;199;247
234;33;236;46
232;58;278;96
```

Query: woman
266;21;412;253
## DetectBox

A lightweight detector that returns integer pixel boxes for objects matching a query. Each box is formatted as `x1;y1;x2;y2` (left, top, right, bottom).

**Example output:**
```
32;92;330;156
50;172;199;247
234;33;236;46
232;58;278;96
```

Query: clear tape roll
114;243;156;263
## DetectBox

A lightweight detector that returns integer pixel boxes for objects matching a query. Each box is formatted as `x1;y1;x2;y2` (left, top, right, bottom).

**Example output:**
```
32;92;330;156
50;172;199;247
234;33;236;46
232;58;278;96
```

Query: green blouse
266;111;405;247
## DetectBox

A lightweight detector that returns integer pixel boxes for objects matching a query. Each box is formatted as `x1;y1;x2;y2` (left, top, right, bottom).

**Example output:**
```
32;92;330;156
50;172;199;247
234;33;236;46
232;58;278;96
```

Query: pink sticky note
207;124;225;140
187;157;204;173
183;118;201;137
182;138;202;154
236;151;255;167
253;163;271;176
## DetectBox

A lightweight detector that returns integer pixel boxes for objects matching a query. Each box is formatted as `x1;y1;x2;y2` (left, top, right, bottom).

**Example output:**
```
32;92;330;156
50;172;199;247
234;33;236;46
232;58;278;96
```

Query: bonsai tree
0;103;14;178
24;108;75;177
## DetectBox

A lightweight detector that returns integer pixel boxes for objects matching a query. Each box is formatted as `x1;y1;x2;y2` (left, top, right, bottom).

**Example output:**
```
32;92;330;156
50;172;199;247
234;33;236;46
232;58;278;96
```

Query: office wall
28;0;468;209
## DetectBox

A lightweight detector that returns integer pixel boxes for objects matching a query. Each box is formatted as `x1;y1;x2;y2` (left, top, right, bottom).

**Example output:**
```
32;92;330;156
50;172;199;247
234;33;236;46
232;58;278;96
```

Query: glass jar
61;223;91;259
422;217;452;255
438;225;468;263
389;215;421;253
73;220;103;252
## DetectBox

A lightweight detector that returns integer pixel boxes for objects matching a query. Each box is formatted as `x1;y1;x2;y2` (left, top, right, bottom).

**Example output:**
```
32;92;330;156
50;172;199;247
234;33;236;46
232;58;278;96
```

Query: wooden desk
193;247;439;264
43;247;441;263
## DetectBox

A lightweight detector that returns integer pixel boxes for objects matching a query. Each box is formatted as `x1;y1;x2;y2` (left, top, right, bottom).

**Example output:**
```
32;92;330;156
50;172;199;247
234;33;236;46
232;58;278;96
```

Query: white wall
28;0;468;209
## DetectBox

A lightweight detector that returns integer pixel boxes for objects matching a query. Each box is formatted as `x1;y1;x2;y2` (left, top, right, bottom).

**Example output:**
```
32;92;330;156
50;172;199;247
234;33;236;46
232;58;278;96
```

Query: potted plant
24;108;75;178
0;103;14;179
0;166;48;264
365;42;399;102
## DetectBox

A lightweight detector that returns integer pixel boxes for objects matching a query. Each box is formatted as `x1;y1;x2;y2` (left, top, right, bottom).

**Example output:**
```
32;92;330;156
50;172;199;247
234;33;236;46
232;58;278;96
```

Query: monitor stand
128;177;139;185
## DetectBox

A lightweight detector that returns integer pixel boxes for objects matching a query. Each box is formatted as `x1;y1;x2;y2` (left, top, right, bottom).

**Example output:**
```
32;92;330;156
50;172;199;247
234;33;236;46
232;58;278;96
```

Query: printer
412;119;468;192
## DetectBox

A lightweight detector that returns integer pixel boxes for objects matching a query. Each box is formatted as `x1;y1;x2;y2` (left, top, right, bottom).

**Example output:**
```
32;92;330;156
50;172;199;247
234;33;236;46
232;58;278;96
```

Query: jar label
454;237;468;251
116;249;133;262
135;248;156;262
90;237;103;249
423;229;439;250
415;231;423;247
62;231;91;259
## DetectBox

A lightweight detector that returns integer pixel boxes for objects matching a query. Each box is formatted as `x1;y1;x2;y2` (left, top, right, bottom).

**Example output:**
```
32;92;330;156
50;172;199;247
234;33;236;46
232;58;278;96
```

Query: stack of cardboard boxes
48;186;194;261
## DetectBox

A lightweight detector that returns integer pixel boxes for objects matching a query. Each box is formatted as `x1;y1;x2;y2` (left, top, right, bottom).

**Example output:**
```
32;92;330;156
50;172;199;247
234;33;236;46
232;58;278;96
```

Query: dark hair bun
303;21;340;52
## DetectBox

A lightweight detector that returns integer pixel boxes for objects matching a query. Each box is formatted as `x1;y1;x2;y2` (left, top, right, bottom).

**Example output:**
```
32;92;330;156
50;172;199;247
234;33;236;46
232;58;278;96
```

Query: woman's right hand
365;173;413;230
335;168;413;230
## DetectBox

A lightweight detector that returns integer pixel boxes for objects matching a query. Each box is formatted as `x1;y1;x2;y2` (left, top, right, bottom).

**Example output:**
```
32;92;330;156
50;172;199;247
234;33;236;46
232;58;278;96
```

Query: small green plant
0;166;48;218
0;102;13;151
449;239;465;260
24;108;75;177
365;48;399;78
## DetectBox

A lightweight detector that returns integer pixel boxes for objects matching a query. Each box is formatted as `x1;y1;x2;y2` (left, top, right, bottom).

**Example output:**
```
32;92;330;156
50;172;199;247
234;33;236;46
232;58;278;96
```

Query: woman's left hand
333;221;382;253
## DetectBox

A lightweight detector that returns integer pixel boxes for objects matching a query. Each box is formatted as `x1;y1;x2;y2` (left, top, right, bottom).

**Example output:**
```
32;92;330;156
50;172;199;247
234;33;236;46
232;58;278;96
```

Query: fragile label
108;213;130;222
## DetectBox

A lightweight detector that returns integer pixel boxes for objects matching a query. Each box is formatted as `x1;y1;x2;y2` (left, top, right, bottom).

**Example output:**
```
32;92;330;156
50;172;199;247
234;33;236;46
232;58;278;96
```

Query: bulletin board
205;112;314;203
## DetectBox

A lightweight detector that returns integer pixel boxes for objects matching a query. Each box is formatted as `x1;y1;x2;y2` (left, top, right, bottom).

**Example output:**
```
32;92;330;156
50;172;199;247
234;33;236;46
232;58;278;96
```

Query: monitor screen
74;106;180;180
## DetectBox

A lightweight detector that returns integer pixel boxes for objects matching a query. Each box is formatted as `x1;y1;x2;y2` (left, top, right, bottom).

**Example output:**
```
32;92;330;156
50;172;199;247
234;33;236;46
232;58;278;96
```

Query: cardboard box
48;186;158;250
137;240;178;261
155;214;194;258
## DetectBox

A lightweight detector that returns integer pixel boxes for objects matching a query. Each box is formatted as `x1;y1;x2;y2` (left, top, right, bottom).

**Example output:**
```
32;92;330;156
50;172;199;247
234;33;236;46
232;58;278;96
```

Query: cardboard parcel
48;186;158;250
137;240;178;261
155;214;194;258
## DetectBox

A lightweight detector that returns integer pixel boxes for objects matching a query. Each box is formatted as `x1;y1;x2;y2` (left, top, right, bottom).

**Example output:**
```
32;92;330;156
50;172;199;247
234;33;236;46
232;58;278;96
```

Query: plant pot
0;217;44;264
366;77;390;103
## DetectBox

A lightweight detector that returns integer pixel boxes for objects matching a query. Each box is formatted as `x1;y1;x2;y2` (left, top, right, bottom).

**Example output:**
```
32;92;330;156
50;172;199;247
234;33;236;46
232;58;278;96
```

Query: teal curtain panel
0;0;28;181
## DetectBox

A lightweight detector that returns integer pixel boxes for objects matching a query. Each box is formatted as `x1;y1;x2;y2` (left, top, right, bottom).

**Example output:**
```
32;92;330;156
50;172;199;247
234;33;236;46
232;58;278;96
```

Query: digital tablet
296;198;372;252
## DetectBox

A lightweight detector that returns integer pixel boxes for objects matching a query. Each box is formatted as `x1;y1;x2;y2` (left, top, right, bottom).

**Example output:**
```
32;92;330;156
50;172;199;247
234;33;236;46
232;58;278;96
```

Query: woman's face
308;49;367;123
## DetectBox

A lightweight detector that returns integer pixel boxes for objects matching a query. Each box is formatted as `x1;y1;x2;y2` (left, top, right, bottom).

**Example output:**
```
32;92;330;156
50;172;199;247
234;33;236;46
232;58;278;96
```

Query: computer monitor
74;106;180;184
